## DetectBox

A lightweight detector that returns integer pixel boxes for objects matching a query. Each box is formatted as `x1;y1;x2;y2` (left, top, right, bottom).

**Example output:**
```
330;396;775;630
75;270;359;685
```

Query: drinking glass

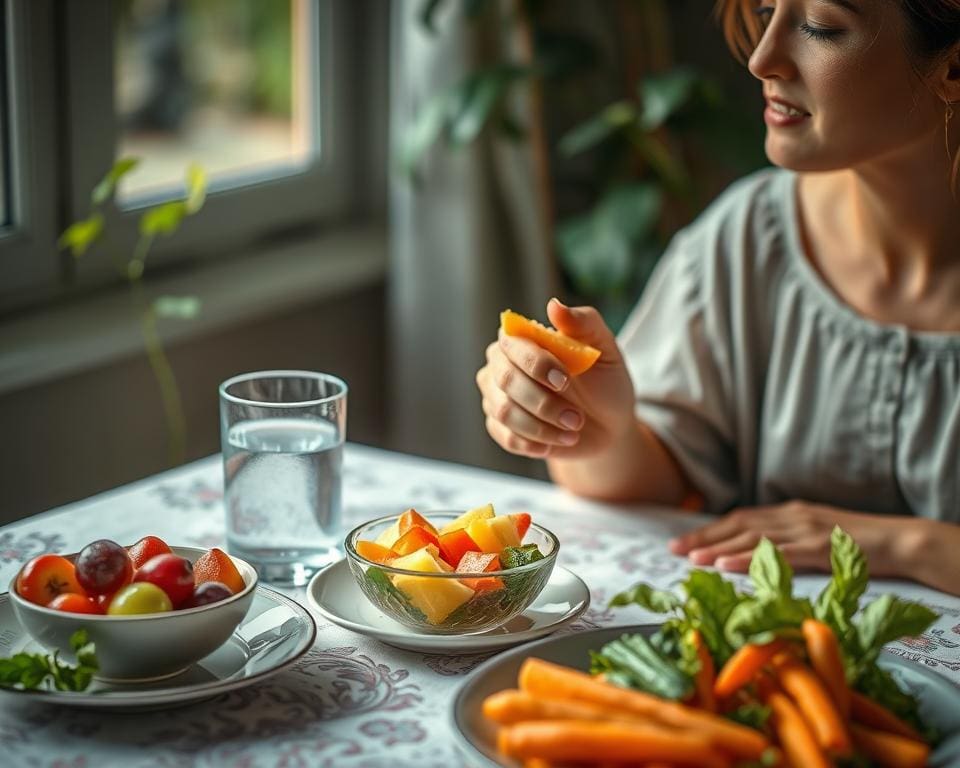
219;370;347;586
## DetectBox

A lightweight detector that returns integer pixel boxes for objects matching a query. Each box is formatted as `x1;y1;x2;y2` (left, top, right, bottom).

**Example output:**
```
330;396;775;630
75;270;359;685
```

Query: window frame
0;0;61;311
56;0;356;292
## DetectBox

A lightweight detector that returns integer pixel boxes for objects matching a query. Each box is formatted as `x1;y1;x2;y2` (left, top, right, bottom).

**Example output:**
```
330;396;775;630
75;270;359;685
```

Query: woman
475;0;960;595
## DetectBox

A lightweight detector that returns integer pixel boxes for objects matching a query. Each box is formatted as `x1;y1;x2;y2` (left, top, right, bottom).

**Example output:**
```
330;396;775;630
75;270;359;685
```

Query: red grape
133;553;194;607
75;539;134;595
183;581;233;608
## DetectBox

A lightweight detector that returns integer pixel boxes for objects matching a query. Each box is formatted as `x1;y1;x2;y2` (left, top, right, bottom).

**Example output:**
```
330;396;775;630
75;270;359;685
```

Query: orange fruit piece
128;535;172;569
193;548;245;594
356;540;399;564
500;309;601;376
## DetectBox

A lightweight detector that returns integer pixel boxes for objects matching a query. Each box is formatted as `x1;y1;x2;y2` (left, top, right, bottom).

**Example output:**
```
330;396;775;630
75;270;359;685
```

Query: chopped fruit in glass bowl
8;537;257;681
345;505;558;635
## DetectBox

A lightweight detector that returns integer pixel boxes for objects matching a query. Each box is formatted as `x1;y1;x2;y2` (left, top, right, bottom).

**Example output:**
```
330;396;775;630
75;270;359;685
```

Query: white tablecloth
1;444;957;767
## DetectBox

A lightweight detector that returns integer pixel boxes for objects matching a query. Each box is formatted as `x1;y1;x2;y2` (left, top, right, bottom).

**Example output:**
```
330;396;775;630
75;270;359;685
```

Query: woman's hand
475;299;637;460
668;501;953;590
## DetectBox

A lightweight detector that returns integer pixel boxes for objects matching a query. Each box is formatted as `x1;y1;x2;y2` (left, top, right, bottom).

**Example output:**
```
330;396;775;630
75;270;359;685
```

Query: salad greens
0;629;98;692
601;526;938;735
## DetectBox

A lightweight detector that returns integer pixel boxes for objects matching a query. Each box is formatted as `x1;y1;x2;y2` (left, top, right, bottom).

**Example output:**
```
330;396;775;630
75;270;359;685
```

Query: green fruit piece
107;582;173;615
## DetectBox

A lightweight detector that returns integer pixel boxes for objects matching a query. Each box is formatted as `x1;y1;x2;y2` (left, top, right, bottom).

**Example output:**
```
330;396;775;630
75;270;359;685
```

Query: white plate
0;586;316;710
451;624;960;768
306;559;590;653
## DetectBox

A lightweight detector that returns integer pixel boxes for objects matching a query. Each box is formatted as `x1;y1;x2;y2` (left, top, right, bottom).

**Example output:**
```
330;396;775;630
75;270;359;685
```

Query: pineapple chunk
489;514;521;549
439;503;495;535
389;545;474;623
466;517;502;553
374;520;402;549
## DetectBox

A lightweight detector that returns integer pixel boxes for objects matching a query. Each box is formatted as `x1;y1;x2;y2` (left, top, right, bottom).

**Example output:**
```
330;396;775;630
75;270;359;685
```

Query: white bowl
8;546;258;682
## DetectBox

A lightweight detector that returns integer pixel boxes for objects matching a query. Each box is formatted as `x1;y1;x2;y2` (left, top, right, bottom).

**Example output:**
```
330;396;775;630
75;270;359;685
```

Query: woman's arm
669;501;959;596
546;416;692;505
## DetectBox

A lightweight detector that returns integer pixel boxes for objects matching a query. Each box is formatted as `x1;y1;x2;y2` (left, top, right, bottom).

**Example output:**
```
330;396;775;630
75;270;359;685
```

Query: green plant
58;158;207;465
401;0;767;330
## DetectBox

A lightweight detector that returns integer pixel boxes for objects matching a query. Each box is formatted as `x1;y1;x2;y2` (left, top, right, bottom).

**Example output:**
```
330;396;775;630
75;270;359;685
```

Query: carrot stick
851;723;931;768
690;629;717;712
850;691;924;742
766;690;832;768
714;639;788;699
518;658;769;760
483;689;652;725
496;719;731;768
774;656;852;756
802;618;850;718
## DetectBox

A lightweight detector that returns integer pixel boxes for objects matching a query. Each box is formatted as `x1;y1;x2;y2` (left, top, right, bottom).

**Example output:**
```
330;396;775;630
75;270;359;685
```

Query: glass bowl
344;510;559;635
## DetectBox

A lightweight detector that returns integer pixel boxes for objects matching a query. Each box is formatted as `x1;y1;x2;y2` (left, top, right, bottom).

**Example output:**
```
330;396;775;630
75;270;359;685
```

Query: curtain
387;0;558;475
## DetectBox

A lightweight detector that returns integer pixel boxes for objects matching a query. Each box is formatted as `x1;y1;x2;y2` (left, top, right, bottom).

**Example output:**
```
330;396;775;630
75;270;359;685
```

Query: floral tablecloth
1;444;958;767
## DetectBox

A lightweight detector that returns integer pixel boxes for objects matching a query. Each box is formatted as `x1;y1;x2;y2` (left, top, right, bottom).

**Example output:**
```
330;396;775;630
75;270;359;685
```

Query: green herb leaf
609;582;682;613
0;632;98;692
591;633;692;700
854;595;938;669
815;526;868;637
725;702;771;731
725;595;812;648
681;570;743;663
749;537;793;601
500;544;544;569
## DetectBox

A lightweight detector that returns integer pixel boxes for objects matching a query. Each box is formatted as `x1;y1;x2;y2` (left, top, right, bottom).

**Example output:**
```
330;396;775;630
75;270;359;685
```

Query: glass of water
219;370;347;586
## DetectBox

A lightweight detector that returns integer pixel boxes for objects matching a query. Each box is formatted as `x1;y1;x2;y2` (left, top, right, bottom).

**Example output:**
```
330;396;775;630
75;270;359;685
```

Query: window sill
0;223;388;396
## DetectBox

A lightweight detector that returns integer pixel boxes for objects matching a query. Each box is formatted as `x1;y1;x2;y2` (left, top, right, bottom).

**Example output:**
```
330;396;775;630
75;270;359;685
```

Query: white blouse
619;168;960;521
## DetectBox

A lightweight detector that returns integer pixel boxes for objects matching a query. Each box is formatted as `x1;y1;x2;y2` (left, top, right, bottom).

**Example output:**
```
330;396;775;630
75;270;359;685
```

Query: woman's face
749;0;944;172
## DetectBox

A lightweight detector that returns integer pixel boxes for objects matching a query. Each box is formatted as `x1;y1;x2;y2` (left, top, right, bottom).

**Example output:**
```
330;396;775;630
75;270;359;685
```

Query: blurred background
0;0;766;524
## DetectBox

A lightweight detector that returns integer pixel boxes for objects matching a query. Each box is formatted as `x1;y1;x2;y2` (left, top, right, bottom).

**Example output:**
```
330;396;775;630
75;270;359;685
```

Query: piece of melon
388;545;474;623
374;520;402;549
489;514;522;549
500;309;601;376
438;503;495;535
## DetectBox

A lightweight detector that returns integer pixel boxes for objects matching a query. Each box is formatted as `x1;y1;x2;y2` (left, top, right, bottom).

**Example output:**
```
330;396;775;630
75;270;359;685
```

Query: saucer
306;559;590;653
0;586;316;710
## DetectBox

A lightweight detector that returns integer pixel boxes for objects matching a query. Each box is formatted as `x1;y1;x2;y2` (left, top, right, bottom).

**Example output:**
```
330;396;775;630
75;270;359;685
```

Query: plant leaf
397;92;450;176
153;296;201;319
449;66;528;146
639;67;699;131
91;156;140;206
418;0;447;33
58;214;104;257
140;201;187;237
558;101;637;157
184;164;207;215
725;596;812;648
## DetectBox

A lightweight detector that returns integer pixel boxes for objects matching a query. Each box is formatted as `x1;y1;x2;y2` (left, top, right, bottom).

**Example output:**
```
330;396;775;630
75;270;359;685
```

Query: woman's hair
714;0;960;187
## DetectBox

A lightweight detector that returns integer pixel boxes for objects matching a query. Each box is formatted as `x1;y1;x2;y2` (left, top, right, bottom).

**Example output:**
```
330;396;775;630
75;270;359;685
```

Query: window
0;0;360;310
114;0;319;203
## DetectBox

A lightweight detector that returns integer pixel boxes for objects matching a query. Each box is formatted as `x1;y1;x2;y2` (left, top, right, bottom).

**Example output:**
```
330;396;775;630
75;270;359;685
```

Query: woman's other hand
667;501;955;593
475;298;636;460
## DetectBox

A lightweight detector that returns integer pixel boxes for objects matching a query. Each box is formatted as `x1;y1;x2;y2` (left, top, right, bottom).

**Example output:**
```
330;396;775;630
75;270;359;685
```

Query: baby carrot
851;723;931;768
714;639;789;699
766;690;831;768
774;656;852;756
802;618;850;717
850;691;924;742
518;658;770;760
496;719;730;768
483;689;649;725
689;629;717;712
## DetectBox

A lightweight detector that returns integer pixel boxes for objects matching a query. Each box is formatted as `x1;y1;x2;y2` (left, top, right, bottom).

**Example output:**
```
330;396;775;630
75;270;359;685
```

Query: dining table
1;442;958;767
